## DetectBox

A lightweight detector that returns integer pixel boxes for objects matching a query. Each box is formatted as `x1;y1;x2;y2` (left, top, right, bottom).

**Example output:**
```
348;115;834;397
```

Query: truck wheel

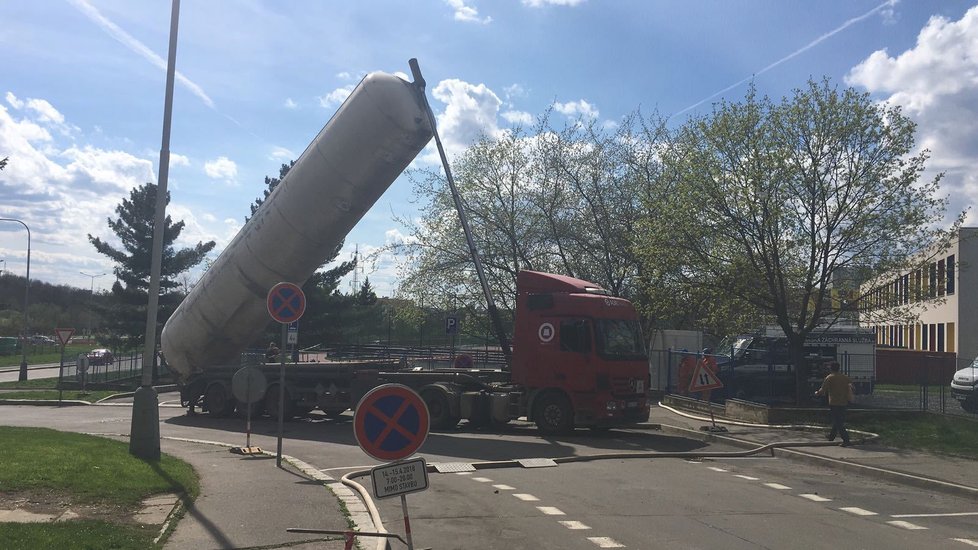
534;393;573;435
236;400;264;418
962;397;978;414
422;389;457;431
265;385;296;421
205;383;236;418
323;408;348;420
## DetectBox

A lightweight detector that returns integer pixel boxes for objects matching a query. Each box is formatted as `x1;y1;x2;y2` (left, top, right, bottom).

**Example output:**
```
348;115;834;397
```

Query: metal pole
276;322;287;467
407;59;513;369
131;0;180;461
80;271;105;338
0;218;30;382
400;494;414;550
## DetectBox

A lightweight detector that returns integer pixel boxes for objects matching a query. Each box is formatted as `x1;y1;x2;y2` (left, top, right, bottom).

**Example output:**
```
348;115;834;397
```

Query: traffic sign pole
277;321;286;468
266;282;306;469
401;493;414;550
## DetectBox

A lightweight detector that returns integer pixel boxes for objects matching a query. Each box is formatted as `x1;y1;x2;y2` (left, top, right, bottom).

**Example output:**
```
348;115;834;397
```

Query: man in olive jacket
815;361;852;446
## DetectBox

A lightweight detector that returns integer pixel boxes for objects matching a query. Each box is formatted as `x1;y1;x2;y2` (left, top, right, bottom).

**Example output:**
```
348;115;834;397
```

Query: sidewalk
159;439;355;549
650;404;978;499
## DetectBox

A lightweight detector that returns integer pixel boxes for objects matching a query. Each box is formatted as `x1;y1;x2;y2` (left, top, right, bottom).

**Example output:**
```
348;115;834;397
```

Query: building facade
860;227;978;363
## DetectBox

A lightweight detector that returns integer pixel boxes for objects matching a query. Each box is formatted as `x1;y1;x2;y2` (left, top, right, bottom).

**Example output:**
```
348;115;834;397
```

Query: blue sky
2;0;977;296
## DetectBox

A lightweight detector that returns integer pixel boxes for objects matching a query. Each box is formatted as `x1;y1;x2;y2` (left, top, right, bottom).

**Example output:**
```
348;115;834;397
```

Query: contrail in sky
67;0;215;109
670;0;898;121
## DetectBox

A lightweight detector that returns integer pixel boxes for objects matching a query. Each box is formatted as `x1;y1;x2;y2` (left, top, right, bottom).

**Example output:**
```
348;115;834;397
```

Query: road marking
559;520;591;530
707;467;728;472
537;506;565;515
455;472;472;476
886;520;927;530
492;484;515;491
840;507;878;516
587;536;626;548
952;538;978;547
733;475;759;481
513;494;539;501
799;494;832;502
471;477;493;483
892;512;978;518
763;483;791;490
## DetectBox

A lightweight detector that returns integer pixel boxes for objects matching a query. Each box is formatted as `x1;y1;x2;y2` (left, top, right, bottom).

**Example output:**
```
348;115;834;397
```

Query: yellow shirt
817;372;852;406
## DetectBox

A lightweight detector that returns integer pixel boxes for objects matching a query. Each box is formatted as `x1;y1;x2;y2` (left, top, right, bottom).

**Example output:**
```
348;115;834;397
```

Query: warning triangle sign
688;361;723;392
55;328;74;347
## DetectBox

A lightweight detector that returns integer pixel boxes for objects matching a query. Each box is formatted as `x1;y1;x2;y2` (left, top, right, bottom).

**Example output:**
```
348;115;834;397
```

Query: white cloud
522;0;586;6
502;110;534;125
847;5;978;225
553;99;599;119
26;98;65;125
284;97;298;109
203;156;238;183
430;78;504;159
319;85;355;108
5;92;24;109
269;146;295;160
444;0;492;24
169;153;190;167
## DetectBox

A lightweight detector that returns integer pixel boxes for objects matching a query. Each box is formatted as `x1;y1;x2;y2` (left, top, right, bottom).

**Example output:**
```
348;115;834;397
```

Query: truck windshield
596;319;646;360
718;335;753;359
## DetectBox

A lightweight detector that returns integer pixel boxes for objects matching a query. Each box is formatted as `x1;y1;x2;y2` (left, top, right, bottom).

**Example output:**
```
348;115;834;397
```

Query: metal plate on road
370;457;429;499
232;366;268;404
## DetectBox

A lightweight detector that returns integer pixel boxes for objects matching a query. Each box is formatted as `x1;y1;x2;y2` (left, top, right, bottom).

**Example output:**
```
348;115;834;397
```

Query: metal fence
650;348;978;420
57;351;142;389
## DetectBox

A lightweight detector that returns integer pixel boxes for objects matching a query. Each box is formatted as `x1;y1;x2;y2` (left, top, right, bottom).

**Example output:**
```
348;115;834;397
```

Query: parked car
87;348;114;366
951;356;978;413
30;335;57;345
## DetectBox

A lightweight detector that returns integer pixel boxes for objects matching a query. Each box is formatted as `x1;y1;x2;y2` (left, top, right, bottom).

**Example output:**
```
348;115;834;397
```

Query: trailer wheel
534;393;573;435
236;400;264;418
265;385;296;421
204;383;236;418
422;389;457;431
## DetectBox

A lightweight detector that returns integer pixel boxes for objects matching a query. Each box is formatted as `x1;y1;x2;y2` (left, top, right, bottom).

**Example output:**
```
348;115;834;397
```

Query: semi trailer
161;61;650;434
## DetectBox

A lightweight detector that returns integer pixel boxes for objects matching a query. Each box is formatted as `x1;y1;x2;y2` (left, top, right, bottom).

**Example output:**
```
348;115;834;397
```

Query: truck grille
611;377;644;396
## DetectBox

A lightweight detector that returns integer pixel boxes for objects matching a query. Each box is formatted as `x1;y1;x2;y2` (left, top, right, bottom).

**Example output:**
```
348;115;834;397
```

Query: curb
657;423;978;500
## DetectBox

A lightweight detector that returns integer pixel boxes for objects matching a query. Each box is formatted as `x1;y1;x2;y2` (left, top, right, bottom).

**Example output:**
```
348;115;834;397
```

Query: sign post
54;328;74;406
267;282;306;467
231;365;268;455
353;384;431;550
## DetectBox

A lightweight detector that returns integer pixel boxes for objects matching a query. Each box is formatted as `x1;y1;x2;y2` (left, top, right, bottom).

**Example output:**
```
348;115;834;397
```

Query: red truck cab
512;270;651;432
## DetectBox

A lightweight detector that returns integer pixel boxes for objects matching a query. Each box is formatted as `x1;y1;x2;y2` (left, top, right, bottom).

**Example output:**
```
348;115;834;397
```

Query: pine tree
357;277;378;306
88;183;215;350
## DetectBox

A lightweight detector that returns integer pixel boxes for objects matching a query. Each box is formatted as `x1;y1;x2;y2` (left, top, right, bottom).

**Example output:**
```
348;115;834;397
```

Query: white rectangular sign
370;457;429;499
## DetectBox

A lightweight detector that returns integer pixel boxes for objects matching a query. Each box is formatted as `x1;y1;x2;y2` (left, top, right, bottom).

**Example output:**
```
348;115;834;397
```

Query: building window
937;323;945;352
948;322;956;353
902;274;910;304
938;260;946;297
922;324;929;351
929;262;938;298
947;255;955;295
929;323;937;351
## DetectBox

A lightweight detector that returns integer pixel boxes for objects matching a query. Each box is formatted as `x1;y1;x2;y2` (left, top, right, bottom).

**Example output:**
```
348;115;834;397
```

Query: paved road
3;399;977;549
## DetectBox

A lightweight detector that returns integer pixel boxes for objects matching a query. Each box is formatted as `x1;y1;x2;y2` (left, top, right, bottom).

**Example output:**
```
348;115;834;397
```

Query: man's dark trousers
829;405;850;444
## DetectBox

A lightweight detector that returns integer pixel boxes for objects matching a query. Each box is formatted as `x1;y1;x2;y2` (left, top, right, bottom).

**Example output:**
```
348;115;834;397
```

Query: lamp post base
129;386;161;460
18;360;27;382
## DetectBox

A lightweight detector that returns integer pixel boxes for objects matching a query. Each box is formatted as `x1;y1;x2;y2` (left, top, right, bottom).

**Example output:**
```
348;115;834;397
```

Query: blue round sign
267;282;306;324
354;384;430;461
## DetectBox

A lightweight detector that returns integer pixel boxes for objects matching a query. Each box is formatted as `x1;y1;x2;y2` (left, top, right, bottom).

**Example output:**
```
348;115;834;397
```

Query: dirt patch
0;489;139;524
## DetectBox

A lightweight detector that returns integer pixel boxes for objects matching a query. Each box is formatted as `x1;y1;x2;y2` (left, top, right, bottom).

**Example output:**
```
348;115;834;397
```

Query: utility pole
0;218;31;382
80;271;106;338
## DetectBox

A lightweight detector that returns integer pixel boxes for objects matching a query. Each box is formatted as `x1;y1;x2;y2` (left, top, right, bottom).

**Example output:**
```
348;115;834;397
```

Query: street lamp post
80;271;106;338
0;218;31;382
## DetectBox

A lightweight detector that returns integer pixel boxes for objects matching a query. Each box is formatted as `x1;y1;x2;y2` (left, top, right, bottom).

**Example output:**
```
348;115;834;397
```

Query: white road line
886;520;927;530
707;467;728;472
952;539;978;547
840;507;878;516
513;493;540;501
559;520;591;530
455;472;472;475
799;494;832;502
472;477;493;483
893;512;978;518
733;474;759;481
588;536;626;548
492;484;515;491
537;506;565;515
764;483;792;490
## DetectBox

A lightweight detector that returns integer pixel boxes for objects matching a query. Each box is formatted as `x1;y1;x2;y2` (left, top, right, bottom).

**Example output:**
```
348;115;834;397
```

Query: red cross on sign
354;384;430;462
267;282;306;324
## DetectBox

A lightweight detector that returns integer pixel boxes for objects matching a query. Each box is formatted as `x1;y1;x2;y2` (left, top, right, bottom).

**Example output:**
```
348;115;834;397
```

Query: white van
950;357;978;413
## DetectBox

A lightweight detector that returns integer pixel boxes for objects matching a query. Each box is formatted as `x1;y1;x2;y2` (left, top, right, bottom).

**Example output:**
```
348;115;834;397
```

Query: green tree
247;160;295;222
640;79;963;402
356;277;378;306
89;183;216;350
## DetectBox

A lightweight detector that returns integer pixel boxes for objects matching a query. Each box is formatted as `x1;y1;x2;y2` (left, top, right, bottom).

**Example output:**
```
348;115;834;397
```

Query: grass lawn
849;410;978;459
0;390;122;401
0;427;199;549
0;345;93;368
